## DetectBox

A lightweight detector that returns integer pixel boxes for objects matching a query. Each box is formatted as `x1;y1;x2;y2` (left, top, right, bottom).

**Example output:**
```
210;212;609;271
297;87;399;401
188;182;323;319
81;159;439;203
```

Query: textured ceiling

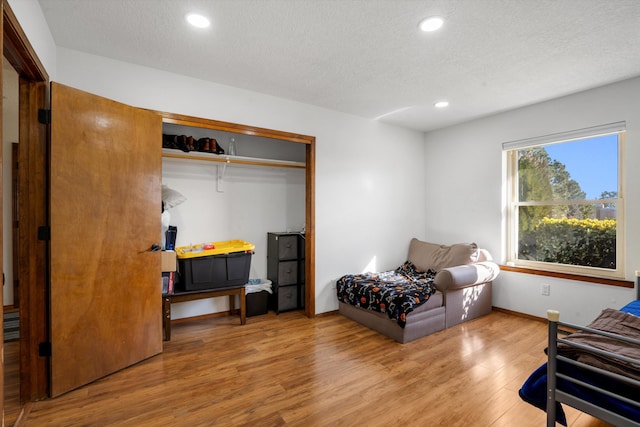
37;0;640;132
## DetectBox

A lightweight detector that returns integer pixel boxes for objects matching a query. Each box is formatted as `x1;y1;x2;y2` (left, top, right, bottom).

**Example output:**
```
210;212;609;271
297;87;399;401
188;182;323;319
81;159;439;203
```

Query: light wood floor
5;310;612;426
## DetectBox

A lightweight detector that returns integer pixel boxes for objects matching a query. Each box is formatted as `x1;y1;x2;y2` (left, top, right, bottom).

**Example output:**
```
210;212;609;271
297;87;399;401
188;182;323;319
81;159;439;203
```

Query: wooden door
49;82;162;396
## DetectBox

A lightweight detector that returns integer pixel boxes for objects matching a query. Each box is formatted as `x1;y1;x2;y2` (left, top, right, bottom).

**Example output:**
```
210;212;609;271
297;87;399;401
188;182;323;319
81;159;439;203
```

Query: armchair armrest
434;261;500;292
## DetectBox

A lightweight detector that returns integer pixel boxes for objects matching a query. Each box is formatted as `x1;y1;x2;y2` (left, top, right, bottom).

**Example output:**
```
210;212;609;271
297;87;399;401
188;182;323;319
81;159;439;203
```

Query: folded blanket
558;308;640;381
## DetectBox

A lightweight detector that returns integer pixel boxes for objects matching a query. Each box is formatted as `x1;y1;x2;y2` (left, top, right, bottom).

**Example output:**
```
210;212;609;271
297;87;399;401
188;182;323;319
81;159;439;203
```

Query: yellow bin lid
176;239;255;259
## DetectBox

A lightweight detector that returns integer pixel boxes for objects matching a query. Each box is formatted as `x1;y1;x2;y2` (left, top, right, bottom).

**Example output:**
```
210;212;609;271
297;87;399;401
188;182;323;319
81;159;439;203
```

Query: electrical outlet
541;283;550;296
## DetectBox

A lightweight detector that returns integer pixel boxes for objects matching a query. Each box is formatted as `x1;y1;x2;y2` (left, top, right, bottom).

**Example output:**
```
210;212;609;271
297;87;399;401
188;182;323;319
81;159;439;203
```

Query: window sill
498;265;633;288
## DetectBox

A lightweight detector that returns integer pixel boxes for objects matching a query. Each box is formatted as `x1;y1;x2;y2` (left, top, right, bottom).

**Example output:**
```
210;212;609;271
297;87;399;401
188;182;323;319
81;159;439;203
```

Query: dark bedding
622;299;640;317
519;303;640;425
519;360;640;425
336;261;437;328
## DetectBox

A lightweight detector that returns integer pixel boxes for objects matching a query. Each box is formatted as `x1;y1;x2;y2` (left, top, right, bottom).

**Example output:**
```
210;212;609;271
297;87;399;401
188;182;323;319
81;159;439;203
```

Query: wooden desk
162;287;246;341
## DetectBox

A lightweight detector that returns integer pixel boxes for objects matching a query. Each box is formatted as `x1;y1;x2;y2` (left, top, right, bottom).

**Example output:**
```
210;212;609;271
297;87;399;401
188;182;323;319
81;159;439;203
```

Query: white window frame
503;122;626;280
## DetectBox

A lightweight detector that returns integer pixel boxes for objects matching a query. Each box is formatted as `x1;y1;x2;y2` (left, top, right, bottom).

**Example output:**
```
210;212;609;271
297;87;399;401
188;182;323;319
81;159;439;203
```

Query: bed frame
545;276;640;426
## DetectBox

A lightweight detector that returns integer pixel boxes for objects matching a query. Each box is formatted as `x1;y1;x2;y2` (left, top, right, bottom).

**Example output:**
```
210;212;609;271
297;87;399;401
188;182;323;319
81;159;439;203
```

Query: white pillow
162;185;186;209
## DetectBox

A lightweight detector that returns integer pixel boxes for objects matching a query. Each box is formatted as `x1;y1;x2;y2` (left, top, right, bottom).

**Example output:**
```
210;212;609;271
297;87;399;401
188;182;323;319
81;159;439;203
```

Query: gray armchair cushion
408;238;500;292
434;262;500;291
408;238;479;272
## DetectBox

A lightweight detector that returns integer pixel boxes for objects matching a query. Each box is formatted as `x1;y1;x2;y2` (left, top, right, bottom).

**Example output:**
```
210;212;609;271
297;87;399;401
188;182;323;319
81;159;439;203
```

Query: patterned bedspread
336;261;437;328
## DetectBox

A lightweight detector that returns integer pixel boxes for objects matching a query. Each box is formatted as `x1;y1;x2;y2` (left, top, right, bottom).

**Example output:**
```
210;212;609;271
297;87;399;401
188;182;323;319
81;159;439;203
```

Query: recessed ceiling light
434;101;449;108
186;13;210;28
419;16;444;32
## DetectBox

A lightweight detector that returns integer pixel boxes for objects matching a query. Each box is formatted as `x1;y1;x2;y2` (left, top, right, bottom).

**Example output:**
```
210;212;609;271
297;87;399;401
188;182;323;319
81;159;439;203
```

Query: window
504;122;625;279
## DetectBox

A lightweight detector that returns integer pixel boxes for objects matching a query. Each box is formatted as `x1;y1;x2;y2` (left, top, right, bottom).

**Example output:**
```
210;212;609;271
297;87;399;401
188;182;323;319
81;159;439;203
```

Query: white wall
7;0;57;79
17;1;636;325
423;77;640;325
50;48;426;317
4;0;429;318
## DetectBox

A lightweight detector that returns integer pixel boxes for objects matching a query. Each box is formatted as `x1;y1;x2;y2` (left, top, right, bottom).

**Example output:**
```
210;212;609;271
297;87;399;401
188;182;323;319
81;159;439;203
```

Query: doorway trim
3;0;50;403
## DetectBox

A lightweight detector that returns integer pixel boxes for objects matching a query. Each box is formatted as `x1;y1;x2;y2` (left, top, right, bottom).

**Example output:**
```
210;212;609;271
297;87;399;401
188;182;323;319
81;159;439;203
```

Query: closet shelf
161;148;305;169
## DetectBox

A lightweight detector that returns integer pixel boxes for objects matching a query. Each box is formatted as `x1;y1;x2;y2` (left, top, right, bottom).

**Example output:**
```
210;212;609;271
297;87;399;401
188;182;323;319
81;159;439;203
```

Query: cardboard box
161;251;177;272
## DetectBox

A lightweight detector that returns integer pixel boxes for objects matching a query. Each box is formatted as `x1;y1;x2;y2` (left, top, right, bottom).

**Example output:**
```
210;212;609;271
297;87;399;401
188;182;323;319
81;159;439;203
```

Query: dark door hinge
37;226;50;241
39;342;52;357
38;109;51;125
